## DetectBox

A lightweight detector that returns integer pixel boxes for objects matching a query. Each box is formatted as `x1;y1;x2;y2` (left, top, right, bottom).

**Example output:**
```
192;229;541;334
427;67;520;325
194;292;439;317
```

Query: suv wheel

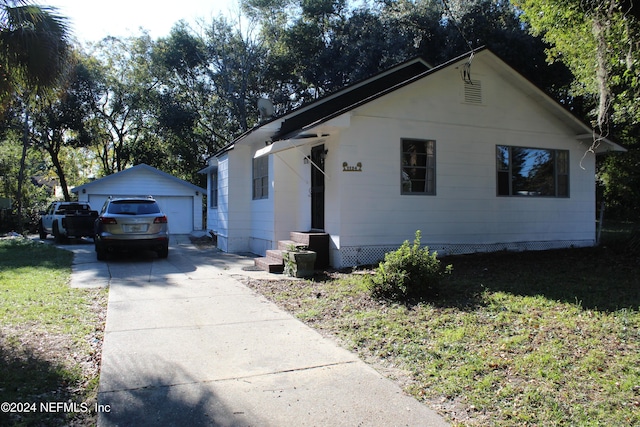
96;244;108;261
157;244;169;259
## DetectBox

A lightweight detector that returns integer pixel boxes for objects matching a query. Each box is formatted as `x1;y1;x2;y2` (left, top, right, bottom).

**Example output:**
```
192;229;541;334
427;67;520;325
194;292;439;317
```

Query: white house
200;48;625;268
72;164;205;234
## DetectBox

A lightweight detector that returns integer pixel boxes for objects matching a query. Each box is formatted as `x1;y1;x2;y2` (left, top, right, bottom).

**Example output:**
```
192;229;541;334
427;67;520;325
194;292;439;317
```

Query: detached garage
72;164;205;234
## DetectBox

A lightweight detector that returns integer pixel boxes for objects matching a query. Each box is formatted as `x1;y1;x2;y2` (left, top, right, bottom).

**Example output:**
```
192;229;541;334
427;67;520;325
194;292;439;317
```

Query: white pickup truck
38;202;98;243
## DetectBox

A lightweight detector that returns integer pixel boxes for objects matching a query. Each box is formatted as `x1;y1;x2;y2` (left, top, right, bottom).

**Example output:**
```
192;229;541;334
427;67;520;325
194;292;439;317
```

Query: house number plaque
342;162;362;172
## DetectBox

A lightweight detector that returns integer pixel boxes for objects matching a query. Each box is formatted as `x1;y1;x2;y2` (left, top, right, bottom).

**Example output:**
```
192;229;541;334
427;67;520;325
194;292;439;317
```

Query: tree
147;25;218;182
0;0;70;113
200;16;267;132
155;15;268;142
29;57;93;201
319;5;424;87
0;0;70;230
244;0;571;114
515;0;640;219
514;0;639;135
0;124;50;231
243;0;350;105
82;35;158;174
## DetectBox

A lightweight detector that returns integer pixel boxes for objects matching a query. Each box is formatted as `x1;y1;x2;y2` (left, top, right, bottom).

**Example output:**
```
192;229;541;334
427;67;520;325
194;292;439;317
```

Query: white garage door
88;195;109;213
155;197;193;234
88;195;194;234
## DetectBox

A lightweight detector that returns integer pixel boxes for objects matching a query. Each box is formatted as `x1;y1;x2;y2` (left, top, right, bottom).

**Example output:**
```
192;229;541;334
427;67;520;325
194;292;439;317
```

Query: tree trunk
16;109;29;232
592;15;611;134
48;146;71;201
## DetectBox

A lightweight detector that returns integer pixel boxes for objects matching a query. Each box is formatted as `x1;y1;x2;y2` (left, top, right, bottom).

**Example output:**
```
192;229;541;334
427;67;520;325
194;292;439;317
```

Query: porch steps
254;231;330;273
278;240;307;251
290;232;330;269
254;251;285;273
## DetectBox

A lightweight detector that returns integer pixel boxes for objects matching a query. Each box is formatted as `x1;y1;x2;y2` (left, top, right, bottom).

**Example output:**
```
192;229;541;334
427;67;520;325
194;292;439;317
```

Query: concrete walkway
69;236;448;426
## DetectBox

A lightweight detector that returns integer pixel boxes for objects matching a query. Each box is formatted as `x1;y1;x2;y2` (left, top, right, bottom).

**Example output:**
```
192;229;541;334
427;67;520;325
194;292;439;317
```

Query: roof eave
575;134;627;154
231;55;439;148
71;164;205;194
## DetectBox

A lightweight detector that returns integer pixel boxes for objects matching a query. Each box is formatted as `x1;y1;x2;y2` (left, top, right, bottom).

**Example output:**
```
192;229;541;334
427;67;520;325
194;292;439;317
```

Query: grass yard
244;226;640;426
0;237;107;426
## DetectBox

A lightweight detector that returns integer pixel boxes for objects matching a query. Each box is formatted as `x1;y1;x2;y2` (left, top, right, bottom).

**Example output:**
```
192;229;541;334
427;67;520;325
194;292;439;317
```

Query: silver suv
94;197;169;260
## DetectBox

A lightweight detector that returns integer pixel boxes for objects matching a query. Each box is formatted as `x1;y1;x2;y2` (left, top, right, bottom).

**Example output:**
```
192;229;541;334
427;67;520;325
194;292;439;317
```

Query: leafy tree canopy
514;0;639;133
0;0;70;110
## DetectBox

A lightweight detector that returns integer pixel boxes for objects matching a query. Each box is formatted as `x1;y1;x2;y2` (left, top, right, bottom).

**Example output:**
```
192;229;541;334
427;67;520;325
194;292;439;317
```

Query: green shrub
366;231;452;301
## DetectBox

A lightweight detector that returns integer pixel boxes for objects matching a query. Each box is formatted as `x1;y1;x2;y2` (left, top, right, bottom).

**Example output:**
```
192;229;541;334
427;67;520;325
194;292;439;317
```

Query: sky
45;0;241;43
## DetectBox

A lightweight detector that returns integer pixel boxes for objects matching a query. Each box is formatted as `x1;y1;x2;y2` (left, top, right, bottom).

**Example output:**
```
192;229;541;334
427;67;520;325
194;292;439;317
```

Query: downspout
597;195;605;245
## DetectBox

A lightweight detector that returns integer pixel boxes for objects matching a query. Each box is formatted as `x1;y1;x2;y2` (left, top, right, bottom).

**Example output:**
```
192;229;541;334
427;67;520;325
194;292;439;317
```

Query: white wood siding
273;145;312;239
224;146;253;253
205;162;218;232
214;154;230;252
327;55;596;266
212;53;599;266
249;148;275;255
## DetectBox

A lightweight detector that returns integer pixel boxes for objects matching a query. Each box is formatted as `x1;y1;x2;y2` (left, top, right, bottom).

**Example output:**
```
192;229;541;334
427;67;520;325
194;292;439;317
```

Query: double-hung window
401;139;436;195
253;156;269;200
209;169;218;208
497;145;569;197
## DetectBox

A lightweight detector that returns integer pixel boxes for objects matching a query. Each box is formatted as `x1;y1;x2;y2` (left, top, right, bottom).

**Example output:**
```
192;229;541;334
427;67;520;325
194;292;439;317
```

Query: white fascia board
254;136;325;158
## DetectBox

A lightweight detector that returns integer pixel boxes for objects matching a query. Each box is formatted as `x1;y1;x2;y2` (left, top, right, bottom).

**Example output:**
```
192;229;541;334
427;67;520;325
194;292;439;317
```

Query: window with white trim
497;145;569;197
209;169;218;208
402;139;436;195
252;156;269;200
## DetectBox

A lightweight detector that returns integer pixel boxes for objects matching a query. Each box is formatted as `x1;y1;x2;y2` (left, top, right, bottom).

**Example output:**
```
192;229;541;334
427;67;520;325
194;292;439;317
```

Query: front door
310;144;325;230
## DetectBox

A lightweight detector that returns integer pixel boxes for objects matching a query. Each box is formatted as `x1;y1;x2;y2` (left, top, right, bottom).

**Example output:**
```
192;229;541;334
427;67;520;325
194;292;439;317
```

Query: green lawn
0;238;107;426
2;229;638;426
246;228;640;426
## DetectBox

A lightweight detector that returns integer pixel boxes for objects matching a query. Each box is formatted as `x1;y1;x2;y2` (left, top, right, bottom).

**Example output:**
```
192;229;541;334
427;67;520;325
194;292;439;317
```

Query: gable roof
274;57;432;141
228;47;624;154
213;57;432;154
71;163;205;194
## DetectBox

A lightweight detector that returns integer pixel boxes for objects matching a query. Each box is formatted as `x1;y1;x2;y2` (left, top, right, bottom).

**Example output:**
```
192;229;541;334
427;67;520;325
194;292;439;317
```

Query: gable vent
464;80;482;104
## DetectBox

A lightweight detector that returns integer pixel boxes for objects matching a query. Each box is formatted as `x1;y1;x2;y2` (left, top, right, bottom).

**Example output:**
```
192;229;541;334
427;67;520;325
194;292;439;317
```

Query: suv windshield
107;200;161;215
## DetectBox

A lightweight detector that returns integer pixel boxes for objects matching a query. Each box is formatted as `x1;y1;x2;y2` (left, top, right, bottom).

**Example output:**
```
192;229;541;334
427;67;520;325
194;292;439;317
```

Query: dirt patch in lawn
0;291;107;427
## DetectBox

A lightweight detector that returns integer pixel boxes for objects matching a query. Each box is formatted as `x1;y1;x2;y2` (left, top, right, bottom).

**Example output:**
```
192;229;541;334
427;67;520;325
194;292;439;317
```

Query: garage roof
71;163;205;195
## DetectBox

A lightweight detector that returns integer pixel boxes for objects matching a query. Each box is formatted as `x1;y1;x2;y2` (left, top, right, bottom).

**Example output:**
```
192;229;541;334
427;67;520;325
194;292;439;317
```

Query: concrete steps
254;231;329;273
254;255;284;273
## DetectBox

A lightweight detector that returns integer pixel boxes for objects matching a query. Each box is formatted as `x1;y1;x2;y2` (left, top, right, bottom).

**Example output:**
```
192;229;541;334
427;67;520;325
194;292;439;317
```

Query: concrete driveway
59;235;449;426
